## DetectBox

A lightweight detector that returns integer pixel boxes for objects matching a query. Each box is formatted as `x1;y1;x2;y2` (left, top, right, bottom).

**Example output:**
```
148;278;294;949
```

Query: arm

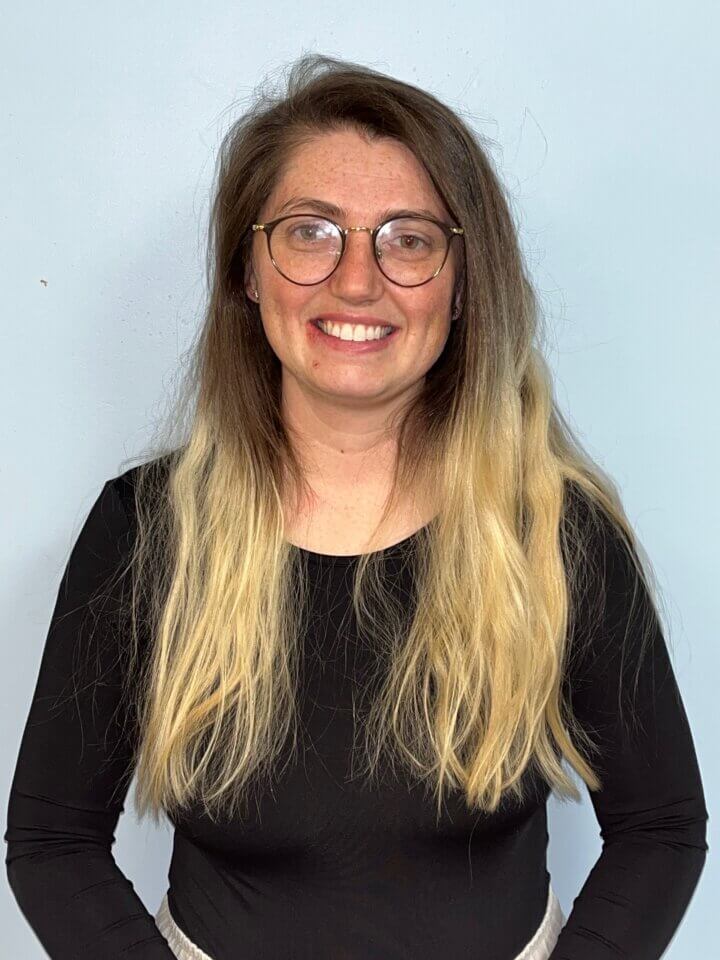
4;476;175;959
549;493;709;959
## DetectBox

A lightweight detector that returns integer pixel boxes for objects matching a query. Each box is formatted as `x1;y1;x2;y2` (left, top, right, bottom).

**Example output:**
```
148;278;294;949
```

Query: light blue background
1;2;716;957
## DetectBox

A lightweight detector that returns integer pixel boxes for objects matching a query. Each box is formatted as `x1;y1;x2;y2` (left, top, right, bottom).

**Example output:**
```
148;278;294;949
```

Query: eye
292;223;322;241
394;233;428;250
378;218;441;259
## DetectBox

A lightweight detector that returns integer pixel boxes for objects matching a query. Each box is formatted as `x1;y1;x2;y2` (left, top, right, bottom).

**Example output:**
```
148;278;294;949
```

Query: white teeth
316;320;394;341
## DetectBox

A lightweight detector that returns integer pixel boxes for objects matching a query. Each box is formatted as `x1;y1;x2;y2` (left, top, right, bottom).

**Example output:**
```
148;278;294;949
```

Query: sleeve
549;493;709;959
4;476;176;959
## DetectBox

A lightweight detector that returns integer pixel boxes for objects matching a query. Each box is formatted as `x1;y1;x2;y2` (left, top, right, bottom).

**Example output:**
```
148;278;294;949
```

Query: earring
254;289;260;302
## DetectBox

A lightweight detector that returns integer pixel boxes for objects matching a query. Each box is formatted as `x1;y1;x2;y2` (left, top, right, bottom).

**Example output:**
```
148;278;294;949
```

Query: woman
5;54;708;960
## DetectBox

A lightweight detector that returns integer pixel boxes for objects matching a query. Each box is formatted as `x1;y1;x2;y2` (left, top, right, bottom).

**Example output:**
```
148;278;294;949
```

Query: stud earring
254;289;260;302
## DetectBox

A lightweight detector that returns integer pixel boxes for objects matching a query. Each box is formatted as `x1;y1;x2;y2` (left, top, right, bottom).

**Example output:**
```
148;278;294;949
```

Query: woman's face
245;128;460;409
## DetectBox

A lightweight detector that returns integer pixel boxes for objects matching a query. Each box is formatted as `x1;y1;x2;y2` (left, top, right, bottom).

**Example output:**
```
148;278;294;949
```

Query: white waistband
154;883;566;960
155;893;214;960
514;883;567;960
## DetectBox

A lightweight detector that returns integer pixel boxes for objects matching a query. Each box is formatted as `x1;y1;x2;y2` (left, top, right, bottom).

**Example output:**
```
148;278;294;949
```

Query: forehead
265;128;449;221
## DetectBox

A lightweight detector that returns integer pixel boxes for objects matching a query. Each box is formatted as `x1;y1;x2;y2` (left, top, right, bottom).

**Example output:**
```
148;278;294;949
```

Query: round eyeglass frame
249;213;465;288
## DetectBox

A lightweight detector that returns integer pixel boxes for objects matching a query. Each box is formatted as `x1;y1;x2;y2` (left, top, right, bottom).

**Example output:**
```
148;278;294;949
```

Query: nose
327;227;385;300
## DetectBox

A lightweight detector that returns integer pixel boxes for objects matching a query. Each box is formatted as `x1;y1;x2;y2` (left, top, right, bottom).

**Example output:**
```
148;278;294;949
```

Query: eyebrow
274;195;444;222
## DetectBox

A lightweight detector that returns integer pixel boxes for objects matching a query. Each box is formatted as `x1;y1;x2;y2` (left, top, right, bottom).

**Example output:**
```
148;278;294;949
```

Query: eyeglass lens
268;215;449;286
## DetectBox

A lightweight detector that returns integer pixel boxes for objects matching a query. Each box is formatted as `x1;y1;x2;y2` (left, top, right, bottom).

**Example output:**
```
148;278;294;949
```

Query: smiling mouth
310;318;396;341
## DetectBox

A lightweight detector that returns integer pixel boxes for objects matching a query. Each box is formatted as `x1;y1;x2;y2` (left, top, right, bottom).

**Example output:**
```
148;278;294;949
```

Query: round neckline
289;522;430;567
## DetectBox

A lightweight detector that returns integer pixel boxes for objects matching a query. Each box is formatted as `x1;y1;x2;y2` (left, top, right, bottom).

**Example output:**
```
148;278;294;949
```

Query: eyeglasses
250;213;464;287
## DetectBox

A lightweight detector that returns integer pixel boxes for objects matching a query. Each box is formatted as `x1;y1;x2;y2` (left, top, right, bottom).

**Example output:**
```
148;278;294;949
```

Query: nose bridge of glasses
342;224;376;249
338;224;382;266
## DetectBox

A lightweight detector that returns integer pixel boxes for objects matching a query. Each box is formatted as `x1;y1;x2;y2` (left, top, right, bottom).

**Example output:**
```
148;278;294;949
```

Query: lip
307;316;398;354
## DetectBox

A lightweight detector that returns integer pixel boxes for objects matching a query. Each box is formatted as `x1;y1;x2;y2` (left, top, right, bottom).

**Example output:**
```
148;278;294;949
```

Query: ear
451;293;462;321
244;261;258;302
451;254;465;321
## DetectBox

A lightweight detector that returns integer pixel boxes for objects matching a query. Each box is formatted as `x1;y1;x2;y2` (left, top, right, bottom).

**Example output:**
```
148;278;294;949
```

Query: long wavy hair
102;53;668;826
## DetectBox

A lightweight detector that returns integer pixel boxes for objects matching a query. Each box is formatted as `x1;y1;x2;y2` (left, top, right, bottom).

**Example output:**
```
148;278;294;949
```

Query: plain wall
1;1;716;956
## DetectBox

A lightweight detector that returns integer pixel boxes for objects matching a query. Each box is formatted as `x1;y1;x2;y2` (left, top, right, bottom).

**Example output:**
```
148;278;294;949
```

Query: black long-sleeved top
5;464;709;959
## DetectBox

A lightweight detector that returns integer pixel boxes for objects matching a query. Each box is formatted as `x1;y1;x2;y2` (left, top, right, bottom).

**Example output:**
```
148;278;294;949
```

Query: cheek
263;283;316;321
417;295;454;351
256;293;314;358
415;293;454;337
402;316;451;368
412;280;453;316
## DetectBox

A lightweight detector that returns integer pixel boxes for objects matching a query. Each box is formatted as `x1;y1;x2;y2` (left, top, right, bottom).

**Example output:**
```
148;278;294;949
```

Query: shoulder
106;453;174;522
560;477;636;576
558;478;655;658
559;478;663;683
